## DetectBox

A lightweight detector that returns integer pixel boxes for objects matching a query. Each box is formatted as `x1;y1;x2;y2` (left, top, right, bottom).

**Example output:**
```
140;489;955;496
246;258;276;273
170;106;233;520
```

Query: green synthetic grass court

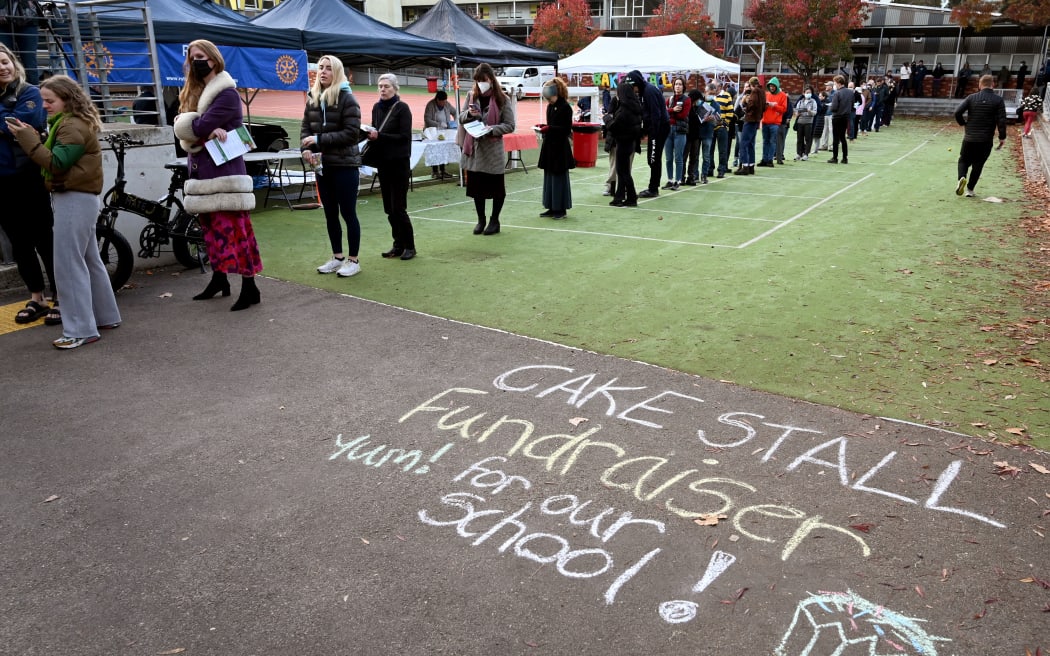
250;117;1049;448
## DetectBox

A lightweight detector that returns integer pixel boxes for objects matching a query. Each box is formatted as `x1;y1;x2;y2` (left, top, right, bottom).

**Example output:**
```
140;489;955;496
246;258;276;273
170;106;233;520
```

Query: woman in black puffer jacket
300;55;364;278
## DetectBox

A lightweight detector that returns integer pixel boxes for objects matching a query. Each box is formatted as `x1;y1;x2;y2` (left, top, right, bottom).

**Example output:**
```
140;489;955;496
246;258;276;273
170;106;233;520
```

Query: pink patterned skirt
200;211;263;276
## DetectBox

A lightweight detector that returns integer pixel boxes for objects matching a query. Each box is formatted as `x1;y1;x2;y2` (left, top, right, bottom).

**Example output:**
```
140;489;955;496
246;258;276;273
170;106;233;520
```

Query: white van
497;65;556;100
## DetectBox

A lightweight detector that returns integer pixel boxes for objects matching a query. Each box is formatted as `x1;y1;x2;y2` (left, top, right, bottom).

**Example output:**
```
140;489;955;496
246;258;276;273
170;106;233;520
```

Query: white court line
889;140;931;166
736;172;876;248
410;215;737;248
502;200;781;223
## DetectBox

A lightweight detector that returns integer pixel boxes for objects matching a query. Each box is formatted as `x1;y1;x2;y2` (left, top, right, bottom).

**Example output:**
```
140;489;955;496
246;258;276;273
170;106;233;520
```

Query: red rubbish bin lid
571;122;602;133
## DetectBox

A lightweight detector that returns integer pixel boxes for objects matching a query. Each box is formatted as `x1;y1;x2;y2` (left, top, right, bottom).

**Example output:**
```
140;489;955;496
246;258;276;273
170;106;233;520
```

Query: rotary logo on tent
82;43;114;76
275;55;299;85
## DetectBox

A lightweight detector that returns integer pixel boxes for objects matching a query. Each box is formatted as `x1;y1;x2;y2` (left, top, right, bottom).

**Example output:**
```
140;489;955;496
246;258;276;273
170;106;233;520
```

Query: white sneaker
955;177;967;196
337;260;361;277
964;189;975;198
801;155;808;161
317;257;343;274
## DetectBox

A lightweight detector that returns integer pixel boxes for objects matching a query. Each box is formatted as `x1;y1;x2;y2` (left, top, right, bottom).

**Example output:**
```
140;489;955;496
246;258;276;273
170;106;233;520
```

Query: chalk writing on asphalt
417;456;664;603
324;362;984;644
775;590;950;655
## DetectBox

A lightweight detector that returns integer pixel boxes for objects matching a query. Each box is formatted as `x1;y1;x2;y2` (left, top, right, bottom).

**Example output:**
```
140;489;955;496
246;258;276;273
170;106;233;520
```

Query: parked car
497;65;556;100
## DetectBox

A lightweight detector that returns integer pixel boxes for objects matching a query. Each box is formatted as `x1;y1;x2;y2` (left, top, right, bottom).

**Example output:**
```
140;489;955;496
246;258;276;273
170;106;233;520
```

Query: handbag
360;102;401;167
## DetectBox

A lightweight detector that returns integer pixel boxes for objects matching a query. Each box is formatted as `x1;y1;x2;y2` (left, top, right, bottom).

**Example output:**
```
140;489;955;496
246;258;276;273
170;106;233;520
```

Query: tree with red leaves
644;0;724;55
528;0;601;55
745;0;870;86
949;0;1050;30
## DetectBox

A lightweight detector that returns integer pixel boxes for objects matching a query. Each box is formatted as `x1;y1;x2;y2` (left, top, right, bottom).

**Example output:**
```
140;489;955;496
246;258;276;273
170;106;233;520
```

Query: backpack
782;95;794;123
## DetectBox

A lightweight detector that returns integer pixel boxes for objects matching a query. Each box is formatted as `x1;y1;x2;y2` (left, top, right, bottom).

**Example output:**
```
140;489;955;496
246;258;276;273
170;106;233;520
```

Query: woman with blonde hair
458;62;515;235
174;39;263;310
0;42;56;326
10;74;121;348
301;54;362;277
537;76;573;219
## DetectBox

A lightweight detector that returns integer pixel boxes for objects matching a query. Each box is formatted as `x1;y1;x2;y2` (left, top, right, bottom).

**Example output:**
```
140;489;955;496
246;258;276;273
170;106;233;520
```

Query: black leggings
0;166;55;296
317;165;360;257
474;196;505;221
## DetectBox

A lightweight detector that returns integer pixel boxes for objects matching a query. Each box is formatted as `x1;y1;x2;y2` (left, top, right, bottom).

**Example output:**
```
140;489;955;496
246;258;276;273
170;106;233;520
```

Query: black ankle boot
193;272;230;300
473;218;486;235
230;277;260;311
483;217;500;235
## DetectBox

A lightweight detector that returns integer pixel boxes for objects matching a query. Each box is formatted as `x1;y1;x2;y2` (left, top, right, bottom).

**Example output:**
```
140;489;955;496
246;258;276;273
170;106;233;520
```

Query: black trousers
831;116;849;160
377;158;415;250
957;140;994;191
0;165;56;296
613;137;638;203
646;130;668;193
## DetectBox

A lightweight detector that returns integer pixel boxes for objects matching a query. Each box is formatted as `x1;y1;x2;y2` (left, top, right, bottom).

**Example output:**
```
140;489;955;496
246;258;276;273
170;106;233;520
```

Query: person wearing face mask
536;77;573;219
174;39;263;311
662;77;690;190
792;86;817;161
458;63;516;235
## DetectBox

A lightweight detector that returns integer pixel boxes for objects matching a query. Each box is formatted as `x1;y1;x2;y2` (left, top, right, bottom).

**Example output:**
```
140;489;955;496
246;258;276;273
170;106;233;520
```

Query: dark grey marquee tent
404;0;558;66
249;0;457;67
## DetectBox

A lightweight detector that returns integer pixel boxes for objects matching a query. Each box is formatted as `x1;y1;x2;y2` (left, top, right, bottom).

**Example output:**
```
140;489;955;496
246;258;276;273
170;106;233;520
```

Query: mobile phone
4;116;19;125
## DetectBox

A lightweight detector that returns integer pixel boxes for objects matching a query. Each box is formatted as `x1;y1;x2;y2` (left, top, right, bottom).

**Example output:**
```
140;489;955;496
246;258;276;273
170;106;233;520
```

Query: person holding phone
301;54;362;277
10;75;121;349
458;62;515;235
0;43;56;326
663;77;690;190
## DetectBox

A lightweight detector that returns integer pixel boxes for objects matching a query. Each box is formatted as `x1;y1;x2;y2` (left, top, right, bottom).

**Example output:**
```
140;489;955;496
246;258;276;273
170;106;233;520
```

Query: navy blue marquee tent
250;0;457;67
405;0;558;66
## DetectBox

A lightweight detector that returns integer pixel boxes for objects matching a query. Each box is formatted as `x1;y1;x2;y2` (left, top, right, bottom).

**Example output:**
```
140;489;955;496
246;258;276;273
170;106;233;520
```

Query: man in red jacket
759;76;787;167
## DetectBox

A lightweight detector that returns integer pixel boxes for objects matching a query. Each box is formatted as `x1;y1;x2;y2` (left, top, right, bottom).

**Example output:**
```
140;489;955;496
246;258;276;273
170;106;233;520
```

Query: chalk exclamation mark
414;442;455;474
657;550;737;624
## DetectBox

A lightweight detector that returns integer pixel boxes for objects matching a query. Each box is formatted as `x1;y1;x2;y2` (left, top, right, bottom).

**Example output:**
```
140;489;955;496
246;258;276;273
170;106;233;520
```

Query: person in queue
1;42;56;326
662;76;690;190
759;77;787;168
625;70;669;198
173;39;263;310
366;73;415;259
827;75;852;164
10;75;121;348
536;77;573;220
605;78;643;207
301;54;363;278
423;89;456;179
459;63;515;236
792;85;817;161
733;77;765;175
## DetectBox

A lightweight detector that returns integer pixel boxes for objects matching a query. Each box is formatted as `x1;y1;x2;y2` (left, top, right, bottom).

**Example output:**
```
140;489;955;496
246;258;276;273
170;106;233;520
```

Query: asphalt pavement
1;268;1048;655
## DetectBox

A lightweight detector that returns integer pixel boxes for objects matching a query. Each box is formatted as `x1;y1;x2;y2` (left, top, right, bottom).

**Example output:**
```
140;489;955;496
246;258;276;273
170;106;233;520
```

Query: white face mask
477;81;491;94
804;93;812;99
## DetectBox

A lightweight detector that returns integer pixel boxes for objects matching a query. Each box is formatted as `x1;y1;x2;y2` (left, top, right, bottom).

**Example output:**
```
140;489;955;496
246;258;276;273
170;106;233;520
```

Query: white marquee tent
557;34;739;76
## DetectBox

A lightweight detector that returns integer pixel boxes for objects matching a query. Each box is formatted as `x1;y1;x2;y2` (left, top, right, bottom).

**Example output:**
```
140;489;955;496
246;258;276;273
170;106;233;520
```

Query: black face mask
191;59;213;79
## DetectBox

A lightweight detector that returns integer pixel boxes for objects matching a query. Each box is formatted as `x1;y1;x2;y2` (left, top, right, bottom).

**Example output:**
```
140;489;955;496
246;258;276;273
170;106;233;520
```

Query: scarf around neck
42;112;64;183
462;90;499;157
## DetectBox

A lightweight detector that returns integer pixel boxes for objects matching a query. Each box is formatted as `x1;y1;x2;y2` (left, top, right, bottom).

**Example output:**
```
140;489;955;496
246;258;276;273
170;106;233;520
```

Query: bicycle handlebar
103;132;146;149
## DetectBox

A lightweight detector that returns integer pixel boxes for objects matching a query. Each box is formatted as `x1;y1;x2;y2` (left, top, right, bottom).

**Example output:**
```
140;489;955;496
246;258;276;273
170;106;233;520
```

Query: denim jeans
664;125;686;182
761;123;779;162
739;122;759;166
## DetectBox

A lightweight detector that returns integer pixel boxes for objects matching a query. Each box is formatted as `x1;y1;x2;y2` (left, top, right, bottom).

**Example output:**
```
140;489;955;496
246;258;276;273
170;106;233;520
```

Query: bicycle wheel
97;224;134;291
171;211;208;269
172;236;208;269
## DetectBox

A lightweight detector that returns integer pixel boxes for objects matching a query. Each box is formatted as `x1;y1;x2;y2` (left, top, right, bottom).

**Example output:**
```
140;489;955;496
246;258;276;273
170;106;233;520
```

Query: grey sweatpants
53;191;121;339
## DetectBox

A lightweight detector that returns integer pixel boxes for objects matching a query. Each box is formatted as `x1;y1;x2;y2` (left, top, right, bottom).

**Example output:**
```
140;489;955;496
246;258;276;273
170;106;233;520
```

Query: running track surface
247;89;544;134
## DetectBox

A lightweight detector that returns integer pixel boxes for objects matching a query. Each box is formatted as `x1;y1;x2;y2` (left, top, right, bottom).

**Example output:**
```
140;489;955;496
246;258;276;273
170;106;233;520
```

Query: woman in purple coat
173;39;262;311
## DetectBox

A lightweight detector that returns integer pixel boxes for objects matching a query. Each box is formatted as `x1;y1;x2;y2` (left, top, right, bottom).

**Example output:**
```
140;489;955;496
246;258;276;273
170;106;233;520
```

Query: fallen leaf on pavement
569;417;588;427
157;650;185;655
694;513;728;526
850;523;874;533
43;495;60;503
1029;462;1050;475
158;292;173;298
993;461;1022;477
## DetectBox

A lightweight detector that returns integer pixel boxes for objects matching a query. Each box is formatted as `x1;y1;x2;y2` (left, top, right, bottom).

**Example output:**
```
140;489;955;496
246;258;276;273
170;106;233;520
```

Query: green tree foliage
528;0;601;55
643;0;724;54
949;0;1050;29
745;0;870;85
